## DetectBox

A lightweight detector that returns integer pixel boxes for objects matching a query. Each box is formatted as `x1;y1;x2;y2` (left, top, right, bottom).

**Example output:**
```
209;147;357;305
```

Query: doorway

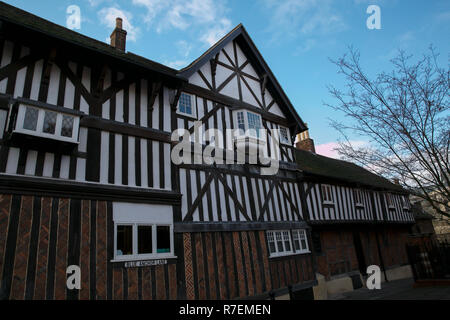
353;231;367;276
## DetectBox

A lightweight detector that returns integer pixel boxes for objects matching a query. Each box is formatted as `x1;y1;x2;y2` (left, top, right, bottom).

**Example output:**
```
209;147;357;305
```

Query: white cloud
132;0;232;46
200;18;232;46
164;59;190;69
98;7;140;42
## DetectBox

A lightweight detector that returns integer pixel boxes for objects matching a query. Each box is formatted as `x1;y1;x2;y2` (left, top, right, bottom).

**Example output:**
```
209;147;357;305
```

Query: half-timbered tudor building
0;2;316;300
294;138;415;297
0;2;415;300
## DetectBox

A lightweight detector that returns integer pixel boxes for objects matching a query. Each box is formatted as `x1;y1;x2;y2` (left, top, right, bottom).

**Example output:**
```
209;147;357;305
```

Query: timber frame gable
179;24;307;141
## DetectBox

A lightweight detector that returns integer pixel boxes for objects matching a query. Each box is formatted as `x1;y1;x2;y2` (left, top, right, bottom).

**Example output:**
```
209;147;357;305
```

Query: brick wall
315;226;411;280
0;193;177;300
182;231;315;300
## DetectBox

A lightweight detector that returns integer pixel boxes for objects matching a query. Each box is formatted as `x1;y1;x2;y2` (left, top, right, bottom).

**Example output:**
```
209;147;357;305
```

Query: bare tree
326;46;449;218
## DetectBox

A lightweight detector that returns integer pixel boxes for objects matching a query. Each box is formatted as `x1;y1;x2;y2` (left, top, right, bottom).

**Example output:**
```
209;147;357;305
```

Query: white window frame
113;222;174;261
233;110;266;142
177;93;196;118
278;126;291;145
13;103;80;144
112;202;175;262
353;189;364;208
266;229;310;258
292;229;310;254
321;184;334;205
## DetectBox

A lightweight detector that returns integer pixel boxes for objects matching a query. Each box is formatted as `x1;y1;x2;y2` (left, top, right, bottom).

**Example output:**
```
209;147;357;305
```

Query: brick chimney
295;125;316;153
110;17;127;51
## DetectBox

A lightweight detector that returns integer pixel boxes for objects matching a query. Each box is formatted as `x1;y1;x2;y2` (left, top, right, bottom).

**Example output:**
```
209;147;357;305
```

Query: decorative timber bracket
93;64;109;100
209;53;220;78
260;74;268;97
148;81;162;113
169;85;184;111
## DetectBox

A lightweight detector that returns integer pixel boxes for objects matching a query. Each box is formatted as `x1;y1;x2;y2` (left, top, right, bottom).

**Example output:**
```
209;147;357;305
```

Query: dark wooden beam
183;82;291;126
0;175;182;204
80;116;171;143
174;221;310;233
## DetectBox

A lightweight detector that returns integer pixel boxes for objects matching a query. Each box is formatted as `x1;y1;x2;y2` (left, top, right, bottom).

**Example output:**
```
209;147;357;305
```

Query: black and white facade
0;2;414;301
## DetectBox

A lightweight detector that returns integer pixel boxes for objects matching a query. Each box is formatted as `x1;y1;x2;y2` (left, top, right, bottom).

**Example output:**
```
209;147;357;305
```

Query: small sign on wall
124;259;168;268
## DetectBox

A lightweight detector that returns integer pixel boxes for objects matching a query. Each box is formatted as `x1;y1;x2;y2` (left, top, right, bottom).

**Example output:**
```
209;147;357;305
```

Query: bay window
234;110;264;140
11;101;80;144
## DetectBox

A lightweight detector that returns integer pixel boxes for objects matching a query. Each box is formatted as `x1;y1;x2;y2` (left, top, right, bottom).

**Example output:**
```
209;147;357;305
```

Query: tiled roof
295;148;406;193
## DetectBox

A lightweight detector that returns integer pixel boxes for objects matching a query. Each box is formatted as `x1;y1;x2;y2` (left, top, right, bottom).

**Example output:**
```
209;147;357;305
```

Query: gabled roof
295;148;407;193
179;24;307;132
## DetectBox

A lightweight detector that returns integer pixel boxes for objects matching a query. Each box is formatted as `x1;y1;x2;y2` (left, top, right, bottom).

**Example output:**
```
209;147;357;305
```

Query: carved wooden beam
148;81;162;112
94;64;108;99
169;86;183;111
38;48;57;102
209;53;220;77
260;74;268;96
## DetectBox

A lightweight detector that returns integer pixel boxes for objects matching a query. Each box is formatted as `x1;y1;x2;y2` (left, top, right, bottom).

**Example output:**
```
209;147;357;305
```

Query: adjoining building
294;133;415;298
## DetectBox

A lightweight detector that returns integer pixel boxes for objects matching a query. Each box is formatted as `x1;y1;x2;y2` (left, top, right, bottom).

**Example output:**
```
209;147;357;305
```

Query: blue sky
4;0;449;158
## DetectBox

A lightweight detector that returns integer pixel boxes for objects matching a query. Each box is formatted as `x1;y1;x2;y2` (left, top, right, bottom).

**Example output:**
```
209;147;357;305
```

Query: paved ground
329;278;450;300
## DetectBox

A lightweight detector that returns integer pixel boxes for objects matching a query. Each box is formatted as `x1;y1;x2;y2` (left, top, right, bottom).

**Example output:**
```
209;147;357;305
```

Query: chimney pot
116;17;123;29
295;128;316;153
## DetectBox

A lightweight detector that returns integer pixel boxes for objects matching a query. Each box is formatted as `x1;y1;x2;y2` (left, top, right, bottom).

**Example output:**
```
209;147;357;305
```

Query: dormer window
321;184;334;205
234;110;264;139
353;189;364;207
11;102;80;144
279;126;290;145
177;93;195;117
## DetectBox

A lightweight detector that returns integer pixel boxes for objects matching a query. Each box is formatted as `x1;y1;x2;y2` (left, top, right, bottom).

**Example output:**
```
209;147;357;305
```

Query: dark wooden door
353;231;367;276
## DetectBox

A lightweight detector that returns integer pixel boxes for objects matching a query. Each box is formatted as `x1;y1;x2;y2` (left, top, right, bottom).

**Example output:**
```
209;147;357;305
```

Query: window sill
269;251;311;259
322;201;335;206
234;135;266;145
111;255;177;263
176;110;197;119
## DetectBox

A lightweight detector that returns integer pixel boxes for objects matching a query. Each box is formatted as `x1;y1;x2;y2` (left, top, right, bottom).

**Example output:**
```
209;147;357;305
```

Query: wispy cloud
131;0;232;46
87;0;112;7
98;7;140;42
436;10;450;22
164;59;189;69
176;40;193;58
263;0;347;43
